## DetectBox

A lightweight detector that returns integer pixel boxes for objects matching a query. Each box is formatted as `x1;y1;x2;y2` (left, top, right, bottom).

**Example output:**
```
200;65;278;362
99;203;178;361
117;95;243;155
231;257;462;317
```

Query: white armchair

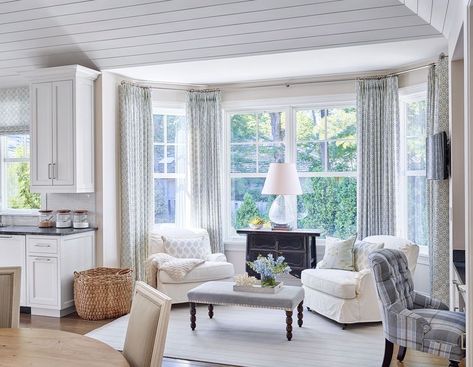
301;235;419;326
146;226;234;304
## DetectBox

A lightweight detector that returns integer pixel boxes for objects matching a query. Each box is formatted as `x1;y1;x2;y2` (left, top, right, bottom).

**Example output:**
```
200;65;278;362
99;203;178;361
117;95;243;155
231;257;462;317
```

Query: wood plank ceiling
0;0;449;87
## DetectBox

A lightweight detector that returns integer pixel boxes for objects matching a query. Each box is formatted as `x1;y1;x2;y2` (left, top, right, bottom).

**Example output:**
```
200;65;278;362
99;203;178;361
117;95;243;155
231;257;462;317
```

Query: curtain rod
146;61;437;92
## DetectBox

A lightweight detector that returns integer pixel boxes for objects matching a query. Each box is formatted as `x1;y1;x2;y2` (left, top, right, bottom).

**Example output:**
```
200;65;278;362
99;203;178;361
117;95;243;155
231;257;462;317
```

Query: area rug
87;304;386;367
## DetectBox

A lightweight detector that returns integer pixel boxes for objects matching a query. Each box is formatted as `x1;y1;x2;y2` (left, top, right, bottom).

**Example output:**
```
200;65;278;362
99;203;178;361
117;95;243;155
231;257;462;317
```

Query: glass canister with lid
73;210;89;229
38;210;55;228
56;209;72;228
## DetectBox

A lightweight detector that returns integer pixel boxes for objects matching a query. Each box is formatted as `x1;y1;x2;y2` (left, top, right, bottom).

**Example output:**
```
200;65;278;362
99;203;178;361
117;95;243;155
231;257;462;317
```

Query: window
229;111;286;230
296;108;357;238
399;91;428;246
1;134;40;211
226;105;357;238
153;110;187;225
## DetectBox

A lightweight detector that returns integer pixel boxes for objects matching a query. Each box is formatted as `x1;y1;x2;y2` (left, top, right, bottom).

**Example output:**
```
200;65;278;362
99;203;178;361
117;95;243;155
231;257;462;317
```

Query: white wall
94;72;121;267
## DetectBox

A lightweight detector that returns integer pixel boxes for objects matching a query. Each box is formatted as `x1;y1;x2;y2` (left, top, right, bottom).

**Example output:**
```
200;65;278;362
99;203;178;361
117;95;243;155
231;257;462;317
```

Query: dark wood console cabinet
236;229;321;278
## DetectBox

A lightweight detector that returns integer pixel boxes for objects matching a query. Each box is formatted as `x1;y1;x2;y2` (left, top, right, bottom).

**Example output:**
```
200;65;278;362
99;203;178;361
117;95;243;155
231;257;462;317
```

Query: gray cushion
187;281;304;311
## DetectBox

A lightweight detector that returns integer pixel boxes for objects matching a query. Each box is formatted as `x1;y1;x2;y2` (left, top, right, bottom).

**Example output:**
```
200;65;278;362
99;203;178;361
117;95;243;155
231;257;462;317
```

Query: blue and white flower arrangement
247;254;291;287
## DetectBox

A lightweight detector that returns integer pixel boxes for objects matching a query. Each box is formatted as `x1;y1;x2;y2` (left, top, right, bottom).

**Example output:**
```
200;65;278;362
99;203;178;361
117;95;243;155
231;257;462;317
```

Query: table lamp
262;163;302;230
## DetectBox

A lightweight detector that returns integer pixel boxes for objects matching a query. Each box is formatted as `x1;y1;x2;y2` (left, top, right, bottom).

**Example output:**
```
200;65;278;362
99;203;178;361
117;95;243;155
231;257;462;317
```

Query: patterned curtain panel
0;87;29;134
356;76;400;239
427;56;450;304
119;82;153;280
187;90;223;253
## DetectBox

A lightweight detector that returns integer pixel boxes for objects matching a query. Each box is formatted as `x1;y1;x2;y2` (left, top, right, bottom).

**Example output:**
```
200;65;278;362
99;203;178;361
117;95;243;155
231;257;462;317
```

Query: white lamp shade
262;163;302;195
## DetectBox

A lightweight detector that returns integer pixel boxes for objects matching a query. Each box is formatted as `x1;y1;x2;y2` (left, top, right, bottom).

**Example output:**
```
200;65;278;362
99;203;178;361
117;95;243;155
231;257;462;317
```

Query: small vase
260;275;276;288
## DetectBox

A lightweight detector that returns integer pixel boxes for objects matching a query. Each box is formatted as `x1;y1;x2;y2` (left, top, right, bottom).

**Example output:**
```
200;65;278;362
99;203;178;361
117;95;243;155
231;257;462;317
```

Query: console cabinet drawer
277;236;307;252
243;230;319;279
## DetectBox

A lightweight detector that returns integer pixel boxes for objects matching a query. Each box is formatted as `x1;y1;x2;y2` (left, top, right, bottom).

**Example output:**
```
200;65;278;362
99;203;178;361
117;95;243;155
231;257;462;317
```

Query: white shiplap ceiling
0;0;450;87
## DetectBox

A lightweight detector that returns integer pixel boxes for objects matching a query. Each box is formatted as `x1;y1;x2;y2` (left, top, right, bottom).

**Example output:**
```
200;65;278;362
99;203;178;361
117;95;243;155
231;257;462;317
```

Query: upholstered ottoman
187;281;305;340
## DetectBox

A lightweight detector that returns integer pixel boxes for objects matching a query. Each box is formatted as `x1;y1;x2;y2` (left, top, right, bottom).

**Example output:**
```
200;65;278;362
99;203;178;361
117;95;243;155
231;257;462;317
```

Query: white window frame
223;97;357;242
398;84;428;254
0;134;40;215
152;107;188;228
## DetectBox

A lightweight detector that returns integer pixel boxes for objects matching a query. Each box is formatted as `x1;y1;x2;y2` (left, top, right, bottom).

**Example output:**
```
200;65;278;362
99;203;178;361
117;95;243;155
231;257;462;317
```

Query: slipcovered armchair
369;249;465;367
301;235;419;326
146;226;234;303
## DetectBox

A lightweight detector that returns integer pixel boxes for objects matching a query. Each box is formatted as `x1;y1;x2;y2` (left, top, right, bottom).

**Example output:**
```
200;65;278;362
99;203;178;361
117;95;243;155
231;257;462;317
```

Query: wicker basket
74;267;133;320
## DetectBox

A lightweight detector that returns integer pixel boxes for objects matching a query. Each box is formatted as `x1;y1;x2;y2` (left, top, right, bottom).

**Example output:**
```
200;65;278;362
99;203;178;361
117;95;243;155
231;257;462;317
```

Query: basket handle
118;268;133;275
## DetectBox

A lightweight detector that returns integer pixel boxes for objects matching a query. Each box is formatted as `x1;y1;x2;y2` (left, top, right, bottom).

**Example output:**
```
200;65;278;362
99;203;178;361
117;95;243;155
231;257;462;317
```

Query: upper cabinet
25;65;100;193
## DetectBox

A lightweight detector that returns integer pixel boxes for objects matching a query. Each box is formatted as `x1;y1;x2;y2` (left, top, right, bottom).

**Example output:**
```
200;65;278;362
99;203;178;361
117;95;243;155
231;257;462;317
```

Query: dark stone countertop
0;225;97;236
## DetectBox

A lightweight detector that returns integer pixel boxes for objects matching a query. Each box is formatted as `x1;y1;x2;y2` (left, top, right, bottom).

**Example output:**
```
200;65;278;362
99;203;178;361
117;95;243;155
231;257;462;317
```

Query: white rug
87;304;386;367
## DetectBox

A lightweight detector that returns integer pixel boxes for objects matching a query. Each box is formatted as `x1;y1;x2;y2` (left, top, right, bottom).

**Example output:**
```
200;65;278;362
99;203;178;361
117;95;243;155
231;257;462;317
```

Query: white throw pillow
318;236;356;271
163;236;211;259
354;240;384;271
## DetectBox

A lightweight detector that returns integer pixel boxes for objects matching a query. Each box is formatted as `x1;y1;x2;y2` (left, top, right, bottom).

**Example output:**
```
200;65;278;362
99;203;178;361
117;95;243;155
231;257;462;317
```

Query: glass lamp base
268;195;296;229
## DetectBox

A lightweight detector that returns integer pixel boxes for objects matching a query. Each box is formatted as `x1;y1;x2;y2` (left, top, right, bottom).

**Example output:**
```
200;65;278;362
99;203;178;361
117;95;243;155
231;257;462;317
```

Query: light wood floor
19;311;463;367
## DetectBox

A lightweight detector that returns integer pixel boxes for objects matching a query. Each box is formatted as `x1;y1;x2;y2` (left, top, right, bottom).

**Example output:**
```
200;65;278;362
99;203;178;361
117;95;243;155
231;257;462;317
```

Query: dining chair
369;249;465;367
0;266;21;328
123;281;172;367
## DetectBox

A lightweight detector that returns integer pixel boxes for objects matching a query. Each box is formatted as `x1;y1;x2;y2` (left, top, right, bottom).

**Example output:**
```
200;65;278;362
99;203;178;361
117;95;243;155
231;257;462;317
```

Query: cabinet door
28;256;58;307
31;82;53;187
0;236;26;306
52;80;74;186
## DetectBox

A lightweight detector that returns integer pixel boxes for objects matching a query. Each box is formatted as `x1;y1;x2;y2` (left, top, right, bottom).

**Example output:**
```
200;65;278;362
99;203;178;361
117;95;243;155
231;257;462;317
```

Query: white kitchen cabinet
27;256;59;307
26;65;100;193
26;231;95;317
0;235;26;306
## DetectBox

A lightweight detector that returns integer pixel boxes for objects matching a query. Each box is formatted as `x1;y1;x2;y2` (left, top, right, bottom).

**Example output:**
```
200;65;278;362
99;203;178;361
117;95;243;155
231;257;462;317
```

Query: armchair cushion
317;235;356;271
205;253;227;262
301;268;358;299
163;236;211;259
354;240;384;271
158;261;234;284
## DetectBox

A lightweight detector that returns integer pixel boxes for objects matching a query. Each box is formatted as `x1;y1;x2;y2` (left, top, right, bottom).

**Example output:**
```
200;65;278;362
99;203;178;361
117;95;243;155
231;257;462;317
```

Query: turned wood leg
297;302;303;327
397;346;407;362
208;304;214;319
286;310;293;341
449;361;460;367
382;339;394;367
190;302;196;330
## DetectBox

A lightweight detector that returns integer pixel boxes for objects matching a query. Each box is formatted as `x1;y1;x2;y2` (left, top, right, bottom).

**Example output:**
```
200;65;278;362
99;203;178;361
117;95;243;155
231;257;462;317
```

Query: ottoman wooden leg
208;304;214;319
286;310;293;341
297;302;303;327
190;302;196;330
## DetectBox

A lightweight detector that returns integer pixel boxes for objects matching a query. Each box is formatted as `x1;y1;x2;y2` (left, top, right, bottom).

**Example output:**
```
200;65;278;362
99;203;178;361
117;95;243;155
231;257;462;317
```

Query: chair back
123;281;172;367
369;249;415;311
0;267;21;328
363;235;420;274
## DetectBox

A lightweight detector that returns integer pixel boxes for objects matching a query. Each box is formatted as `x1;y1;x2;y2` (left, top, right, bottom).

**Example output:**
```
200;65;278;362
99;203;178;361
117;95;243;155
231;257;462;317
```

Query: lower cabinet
26;232;95;317
28;256;59;307
0;235;27;306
